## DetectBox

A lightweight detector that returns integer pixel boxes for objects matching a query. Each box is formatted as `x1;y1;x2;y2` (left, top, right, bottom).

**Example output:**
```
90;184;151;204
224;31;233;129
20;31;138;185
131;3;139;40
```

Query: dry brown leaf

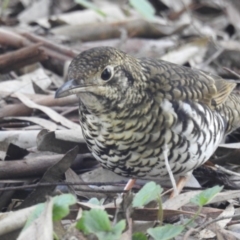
55;129;84;142
50;5;125;26
15;92;80;129
65;168;101;199
81;167;129;191
209;191;240;204
216;229;240;240
0;206;36;236
228;224;240;238
161;0;192;11
199;203;235;239
37;129;88;154
18;146;78;209
17;198;53;240
224;0;240;31
0;130;39;149
217;203;235;228
161;38;208;65
18;0;50;23
163;190;201;210
164;190;240;210
0;68;51;94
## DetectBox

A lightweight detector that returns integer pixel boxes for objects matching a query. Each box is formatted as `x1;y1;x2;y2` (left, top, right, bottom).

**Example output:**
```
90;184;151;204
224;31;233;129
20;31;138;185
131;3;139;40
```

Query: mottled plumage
55;47;240;180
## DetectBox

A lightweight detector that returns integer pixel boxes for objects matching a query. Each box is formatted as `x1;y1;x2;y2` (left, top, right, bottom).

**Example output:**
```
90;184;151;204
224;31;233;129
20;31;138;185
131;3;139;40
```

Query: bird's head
55;47;148;114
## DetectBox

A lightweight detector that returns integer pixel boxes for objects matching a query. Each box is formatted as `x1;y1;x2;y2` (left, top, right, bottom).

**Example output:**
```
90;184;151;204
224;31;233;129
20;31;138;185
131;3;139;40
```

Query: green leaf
129;0;155;20
111;220;126;237
76;209;111;233
132;232;148;240
52;194;77;221
133;181;162;207
147;224;184;240
74;0;106;16
23;194;76;231
88;197;103;206
94;220;125;240
190;186;223;207
76;209;125;240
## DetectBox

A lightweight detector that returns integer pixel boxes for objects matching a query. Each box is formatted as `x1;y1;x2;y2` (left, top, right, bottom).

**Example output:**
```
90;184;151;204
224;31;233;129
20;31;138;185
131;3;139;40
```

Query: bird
55;46;240;194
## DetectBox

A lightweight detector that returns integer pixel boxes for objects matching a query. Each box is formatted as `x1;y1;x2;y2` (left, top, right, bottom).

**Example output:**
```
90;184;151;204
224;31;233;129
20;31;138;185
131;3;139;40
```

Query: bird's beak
55;79;106;98
55;79;81;98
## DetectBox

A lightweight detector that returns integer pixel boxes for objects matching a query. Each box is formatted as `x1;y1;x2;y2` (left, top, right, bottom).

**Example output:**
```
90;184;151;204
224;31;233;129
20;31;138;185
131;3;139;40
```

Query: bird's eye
101;67;112;81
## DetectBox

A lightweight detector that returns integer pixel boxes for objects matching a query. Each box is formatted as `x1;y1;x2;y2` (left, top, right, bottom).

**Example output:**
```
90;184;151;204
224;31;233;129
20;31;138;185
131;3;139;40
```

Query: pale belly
80;100;226;179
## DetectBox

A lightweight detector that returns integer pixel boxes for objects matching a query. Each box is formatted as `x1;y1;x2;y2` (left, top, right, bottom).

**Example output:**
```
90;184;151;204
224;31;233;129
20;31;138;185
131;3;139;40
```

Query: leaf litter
1;0;240;239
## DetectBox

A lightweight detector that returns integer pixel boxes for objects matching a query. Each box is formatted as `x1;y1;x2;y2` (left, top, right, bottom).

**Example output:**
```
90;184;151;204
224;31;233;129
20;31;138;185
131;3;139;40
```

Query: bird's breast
79;99;226;179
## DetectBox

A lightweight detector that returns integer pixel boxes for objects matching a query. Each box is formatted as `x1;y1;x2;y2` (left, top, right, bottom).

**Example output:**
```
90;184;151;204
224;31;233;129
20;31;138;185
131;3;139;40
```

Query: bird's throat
78;92;106;115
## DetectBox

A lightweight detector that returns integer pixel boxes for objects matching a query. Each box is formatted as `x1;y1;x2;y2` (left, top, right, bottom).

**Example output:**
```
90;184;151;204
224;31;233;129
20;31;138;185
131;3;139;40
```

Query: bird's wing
143;59;236;108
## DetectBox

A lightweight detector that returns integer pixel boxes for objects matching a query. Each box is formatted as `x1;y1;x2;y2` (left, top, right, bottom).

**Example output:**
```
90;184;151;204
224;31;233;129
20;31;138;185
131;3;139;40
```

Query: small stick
0;28;29;47
20;32;78;58
223;67;240;79
0;43;47;73
215;164;240;177
0;181;128;193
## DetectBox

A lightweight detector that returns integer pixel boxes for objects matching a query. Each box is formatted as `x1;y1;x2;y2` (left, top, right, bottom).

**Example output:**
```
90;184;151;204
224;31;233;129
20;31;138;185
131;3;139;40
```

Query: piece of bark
0;155;63;179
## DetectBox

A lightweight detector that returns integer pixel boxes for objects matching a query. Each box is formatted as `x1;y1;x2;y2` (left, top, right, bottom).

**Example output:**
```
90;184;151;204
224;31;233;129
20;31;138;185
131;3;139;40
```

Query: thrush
55;47;240;190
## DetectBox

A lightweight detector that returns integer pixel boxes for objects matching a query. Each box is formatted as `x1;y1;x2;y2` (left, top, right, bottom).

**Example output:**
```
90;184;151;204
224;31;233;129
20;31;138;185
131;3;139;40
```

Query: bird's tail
221;91;240;134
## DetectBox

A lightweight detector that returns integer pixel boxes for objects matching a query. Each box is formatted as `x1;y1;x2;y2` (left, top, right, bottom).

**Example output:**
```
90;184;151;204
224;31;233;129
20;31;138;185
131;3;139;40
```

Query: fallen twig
0;43;48;73
0;28;29;48
0;181;128;192
0;95;78;118
20;32;78;58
